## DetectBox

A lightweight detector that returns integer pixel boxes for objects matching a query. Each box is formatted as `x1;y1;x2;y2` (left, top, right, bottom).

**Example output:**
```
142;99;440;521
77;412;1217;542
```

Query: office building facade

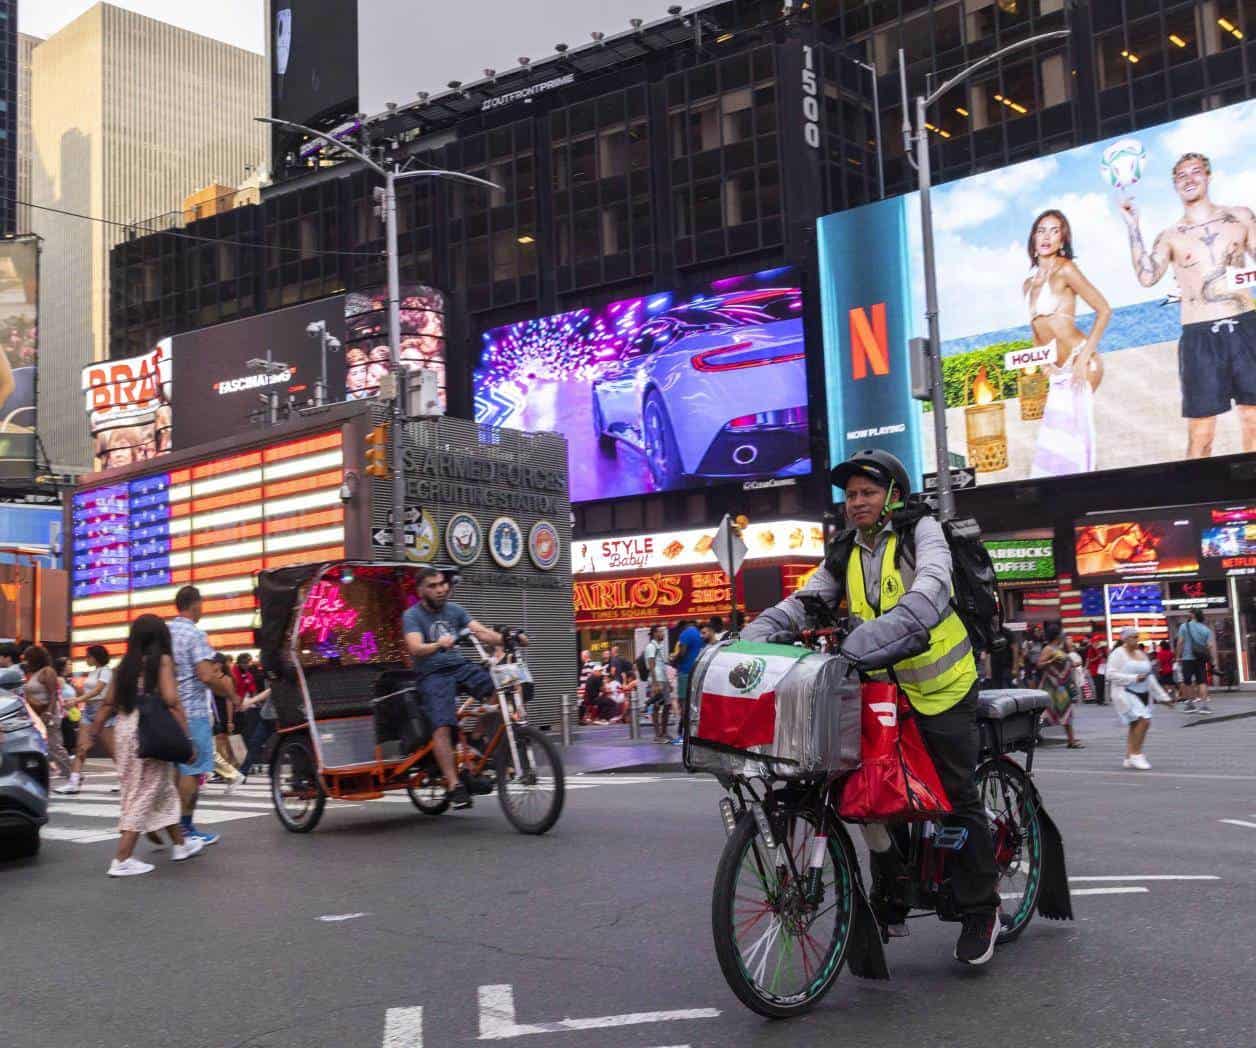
31;3;266;474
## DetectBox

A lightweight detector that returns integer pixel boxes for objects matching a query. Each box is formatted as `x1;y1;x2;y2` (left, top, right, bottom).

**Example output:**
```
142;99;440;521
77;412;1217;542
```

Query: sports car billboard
473;269;811;503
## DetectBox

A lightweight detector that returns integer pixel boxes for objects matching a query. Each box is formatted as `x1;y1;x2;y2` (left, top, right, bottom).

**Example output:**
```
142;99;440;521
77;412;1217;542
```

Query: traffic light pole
256;116;501;561
383;168;406;560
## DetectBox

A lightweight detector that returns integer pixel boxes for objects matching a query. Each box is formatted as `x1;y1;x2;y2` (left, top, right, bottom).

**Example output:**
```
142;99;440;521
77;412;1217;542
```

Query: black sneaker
954;911;999;965
449;784;473;809
461;770;494;796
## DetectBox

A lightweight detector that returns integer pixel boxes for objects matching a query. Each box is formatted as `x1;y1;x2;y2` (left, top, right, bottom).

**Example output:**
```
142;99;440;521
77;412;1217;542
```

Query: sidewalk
556;688;1256;775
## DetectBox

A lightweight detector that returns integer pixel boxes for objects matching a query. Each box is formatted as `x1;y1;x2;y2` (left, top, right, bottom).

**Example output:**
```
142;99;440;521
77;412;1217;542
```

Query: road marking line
41;827;120;844
1034;767;1256;782
1003;887;1149;900
319;912;369;922
1220;819;1256;829
382;1005;423;1048
47;802;267;824
477;985;718;1039
1069;875;1220;882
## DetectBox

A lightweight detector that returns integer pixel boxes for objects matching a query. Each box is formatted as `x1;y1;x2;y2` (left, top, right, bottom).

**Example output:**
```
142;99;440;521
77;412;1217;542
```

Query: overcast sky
20;0;265;50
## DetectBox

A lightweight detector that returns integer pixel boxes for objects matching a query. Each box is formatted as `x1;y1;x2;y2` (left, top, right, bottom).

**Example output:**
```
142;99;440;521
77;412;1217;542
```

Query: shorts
1113;689;1152;726
645;680;670;708
176;715;215;777
416;663;496;730
676;672;692;702
1178;312;1256;418
1179;659;1207;685
213;696;233;733
1157;671;1175;687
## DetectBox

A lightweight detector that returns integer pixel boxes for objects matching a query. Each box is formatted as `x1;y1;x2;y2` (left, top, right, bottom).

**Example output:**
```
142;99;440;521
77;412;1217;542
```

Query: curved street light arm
924;29;1069;108
255;115;384;175
393;168;504;192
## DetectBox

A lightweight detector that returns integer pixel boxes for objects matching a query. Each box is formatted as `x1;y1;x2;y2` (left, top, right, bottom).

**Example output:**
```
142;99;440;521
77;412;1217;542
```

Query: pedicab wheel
407;781;451;816
493;725;564;835
271;734;326;833
711;806;855;1019
976;757;1043;943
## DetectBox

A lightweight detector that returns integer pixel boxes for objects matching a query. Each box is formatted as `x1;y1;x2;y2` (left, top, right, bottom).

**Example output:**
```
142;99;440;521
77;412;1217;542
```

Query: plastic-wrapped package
683;640;861;779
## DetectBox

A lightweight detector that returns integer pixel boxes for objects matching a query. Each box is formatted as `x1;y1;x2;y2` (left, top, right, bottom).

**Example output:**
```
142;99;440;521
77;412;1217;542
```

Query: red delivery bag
836;682;951;823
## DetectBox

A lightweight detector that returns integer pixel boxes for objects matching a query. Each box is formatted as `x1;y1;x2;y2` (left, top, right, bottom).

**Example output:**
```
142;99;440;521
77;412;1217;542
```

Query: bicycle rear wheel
977;758;1042;942
711;800;854;1018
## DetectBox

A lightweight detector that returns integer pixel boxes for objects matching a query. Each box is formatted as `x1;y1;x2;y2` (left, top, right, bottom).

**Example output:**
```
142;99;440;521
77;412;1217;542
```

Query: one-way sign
922;467;976;492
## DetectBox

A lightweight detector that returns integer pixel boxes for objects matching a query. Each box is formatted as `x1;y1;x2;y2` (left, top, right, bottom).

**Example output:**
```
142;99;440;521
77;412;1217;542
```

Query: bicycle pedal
932;826;969;851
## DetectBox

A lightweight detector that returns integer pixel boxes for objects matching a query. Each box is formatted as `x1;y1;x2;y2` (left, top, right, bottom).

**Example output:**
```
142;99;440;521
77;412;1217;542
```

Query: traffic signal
364;422;390;478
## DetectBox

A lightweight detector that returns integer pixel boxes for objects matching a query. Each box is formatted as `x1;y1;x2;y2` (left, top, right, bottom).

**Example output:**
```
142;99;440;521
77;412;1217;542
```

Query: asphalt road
3;702;1254;1048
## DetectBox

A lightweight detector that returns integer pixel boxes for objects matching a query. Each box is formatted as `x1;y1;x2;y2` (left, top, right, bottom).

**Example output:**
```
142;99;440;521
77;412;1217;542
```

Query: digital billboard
473;269;811;503
1074;516;1200;580
171;297;347;450
271;0;358;129
82;342;173;472
69;431;346;664
0;237;39;482
345;284;446;406
819;98;1256;492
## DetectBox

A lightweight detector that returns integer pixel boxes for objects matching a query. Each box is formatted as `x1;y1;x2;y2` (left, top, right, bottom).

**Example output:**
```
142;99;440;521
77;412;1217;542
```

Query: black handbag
136;693;194;764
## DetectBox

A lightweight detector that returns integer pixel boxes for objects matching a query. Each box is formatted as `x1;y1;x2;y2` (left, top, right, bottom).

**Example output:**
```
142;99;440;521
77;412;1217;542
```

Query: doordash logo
849;303;889;380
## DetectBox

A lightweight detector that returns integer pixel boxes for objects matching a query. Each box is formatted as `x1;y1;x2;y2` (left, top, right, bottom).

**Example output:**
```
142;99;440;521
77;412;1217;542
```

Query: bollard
627;686;640;740
560;692;572;747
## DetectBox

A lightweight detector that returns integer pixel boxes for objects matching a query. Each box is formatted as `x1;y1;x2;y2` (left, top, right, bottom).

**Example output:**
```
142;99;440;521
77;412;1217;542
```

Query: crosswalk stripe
1220;819;1256;829
48;803;267;824
42;827;121;844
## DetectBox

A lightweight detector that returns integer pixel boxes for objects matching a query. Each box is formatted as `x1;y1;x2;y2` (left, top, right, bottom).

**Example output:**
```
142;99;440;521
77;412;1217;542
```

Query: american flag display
70;430;345;665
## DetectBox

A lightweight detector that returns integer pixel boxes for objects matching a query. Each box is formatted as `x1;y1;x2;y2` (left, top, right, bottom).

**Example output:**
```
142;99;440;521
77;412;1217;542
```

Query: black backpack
825;499;1004;655
635;652;650;678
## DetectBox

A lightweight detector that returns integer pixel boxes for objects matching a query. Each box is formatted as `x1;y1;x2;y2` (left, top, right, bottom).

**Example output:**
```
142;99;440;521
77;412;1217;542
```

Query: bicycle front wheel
711;802;855;1018
977;757;1043;943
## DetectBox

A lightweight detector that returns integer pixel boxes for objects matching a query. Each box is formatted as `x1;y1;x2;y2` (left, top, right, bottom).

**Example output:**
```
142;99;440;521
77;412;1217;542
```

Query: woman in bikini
1023;209;1112;477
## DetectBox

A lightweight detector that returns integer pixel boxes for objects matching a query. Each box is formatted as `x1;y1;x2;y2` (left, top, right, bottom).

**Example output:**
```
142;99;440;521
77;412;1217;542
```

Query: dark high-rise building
0;0;18;235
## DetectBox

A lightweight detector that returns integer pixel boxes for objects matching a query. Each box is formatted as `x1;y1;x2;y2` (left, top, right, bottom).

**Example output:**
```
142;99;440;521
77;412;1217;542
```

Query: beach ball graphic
1100;138;1146;190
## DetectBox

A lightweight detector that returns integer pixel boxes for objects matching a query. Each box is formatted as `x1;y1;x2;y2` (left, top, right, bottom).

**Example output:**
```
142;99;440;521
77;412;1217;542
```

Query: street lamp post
901;29;1069;520
257;116;501;560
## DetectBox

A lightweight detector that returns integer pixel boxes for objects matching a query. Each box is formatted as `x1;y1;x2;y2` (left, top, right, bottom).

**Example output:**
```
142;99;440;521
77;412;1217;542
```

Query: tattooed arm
1119;199;1171;287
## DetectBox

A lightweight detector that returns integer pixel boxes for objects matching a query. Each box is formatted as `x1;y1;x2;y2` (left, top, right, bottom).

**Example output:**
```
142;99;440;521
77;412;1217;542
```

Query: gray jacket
741;515;955;670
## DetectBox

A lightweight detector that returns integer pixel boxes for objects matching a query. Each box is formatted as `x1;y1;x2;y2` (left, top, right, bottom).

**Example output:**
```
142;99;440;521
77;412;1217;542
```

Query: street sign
712;514;748;579
922;467;976;492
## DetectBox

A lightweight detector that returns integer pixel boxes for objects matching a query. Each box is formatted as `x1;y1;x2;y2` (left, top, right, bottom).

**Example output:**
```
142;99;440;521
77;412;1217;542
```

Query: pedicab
255;560;565;835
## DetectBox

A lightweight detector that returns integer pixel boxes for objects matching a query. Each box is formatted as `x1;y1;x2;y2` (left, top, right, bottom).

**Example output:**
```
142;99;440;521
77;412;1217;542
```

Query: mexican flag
695;642;809;751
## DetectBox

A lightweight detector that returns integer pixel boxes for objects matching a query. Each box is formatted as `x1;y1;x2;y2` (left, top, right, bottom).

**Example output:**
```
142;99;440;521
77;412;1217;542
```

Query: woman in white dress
1105;627;1168;770
1023;210;1112;477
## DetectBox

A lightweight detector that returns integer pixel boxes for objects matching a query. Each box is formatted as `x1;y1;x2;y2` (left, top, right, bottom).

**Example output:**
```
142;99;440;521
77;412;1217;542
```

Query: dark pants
872;685;999;918
239;716;276;776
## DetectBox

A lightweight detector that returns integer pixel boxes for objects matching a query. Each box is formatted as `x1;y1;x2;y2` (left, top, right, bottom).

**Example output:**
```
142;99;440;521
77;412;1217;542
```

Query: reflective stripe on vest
846;532;976;716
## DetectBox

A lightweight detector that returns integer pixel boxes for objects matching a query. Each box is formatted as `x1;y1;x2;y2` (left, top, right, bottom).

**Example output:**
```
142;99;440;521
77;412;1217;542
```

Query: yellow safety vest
846;532;976;716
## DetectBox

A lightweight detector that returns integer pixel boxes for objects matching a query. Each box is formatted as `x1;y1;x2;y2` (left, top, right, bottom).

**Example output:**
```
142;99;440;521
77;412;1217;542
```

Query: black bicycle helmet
829;448;912;495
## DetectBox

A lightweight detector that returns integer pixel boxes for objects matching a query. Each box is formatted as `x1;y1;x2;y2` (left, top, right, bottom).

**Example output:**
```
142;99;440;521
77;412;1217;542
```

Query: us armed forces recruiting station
403;448;566;516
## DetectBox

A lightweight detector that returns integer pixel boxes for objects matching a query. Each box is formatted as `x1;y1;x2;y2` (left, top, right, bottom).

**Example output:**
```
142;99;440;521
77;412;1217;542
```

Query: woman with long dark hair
78;615;202;876
1023;209;1112;477
21;644;74;779
1036;622;1084;748
60;644;114;794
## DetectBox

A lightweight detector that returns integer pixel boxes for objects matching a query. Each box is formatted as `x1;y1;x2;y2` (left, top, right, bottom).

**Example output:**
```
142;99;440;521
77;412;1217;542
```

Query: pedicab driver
741;449;1002;966
403;565;505;810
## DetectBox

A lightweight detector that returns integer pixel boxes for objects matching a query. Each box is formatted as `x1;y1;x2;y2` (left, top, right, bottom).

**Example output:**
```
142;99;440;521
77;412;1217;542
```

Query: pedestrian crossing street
41;763;711;845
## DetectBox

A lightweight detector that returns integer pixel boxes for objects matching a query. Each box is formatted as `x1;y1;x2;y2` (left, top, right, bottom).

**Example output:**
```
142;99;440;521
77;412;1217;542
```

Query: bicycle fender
1019;771;1073;922
834;825;891;980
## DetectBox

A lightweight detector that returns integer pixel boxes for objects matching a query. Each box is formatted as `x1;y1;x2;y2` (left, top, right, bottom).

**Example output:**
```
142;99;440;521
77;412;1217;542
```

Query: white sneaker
107;857;155;877
54;774;82;795
171;836;204;862
224;773;246;796
1125;753;1151;770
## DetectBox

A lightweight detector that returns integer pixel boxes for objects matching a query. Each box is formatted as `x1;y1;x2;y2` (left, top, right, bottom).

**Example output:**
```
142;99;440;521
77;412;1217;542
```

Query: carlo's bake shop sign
573;520;824;575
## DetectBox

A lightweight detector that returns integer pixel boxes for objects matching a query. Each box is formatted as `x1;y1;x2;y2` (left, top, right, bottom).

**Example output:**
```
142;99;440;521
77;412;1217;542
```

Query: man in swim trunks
1120;152;1256;458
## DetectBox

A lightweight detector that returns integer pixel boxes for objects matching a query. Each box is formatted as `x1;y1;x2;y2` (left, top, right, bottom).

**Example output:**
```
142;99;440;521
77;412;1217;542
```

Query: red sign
849;303;889;379
574;569;734;626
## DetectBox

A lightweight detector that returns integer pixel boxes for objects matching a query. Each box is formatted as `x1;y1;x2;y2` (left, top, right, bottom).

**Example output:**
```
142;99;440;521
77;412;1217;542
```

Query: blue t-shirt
676;625;704;674
1178;621;1213;660
402;600;472;677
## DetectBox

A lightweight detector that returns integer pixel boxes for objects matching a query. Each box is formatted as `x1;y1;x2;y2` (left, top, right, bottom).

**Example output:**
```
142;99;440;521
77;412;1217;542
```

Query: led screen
272;0;358;129
69;431;346;665
0;237;39;481
344;284;446;405
819;98;1256;493
1074;516;1200;580
473;269;811;503
82;342;173;471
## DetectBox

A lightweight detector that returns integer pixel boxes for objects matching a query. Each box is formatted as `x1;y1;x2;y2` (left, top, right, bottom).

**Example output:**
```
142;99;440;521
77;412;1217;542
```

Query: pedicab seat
976;688;1049;759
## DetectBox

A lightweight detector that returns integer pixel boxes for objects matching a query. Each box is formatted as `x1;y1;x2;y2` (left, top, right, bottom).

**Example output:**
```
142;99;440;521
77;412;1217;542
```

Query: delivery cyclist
403;565;508;810
741;449;1001;966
